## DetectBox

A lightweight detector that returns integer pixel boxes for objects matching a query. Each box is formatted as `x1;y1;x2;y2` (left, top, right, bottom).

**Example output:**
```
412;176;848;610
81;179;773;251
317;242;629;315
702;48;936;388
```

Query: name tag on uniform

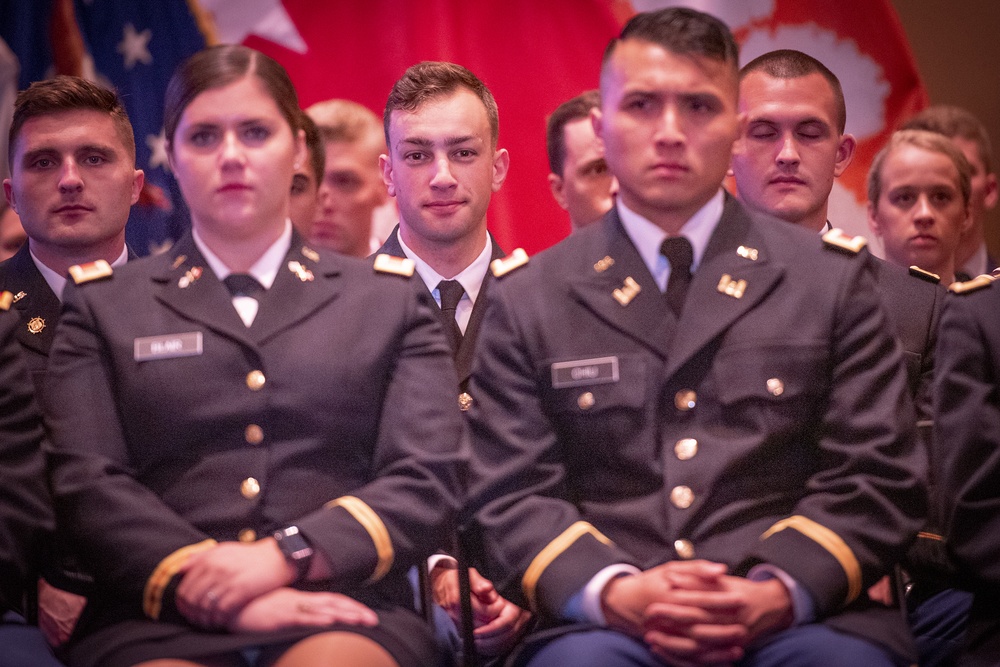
134;332;203;361
551;356;619;388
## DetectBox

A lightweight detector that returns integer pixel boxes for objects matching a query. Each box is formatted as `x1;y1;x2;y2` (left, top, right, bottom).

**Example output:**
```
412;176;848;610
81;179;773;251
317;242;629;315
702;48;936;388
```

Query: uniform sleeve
748;257;926;618
465;277;636;619
44;282;213;618
294;282;467;588
935;287;1000;587
0;310;54;614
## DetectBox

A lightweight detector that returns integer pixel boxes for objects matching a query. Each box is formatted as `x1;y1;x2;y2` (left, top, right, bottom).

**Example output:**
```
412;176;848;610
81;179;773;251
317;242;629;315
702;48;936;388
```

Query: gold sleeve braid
143;539;217;619
324;495;394;582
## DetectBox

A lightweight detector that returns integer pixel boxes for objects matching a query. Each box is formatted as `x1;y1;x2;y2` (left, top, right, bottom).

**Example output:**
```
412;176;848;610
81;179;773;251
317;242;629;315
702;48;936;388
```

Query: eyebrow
399;135;479;149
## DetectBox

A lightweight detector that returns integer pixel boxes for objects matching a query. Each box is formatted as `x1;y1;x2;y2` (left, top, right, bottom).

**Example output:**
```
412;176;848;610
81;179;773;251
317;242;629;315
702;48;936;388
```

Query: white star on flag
146;129;169;172
200;0;307;54
117;23;152;69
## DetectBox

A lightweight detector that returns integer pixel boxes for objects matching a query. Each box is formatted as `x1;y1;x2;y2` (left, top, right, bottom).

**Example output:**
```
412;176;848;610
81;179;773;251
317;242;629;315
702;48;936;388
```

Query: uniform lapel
569;211;674;360
663;196;786;379
455;235;505;384
250;240;341;345
6;245;61;356
152;233;256;348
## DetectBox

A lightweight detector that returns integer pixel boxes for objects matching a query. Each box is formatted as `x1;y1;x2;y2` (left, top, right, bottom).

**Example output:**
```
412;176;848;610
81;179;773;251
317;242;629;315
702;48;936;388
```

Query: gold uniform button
675;389;696;412
458;392;473;412
674;539;695;559
246;370;266;391
240;477;260;499
767;378;784;397
578;392;595;410
674;438;698;460
238;528;257;543
670;485;694;509
245;424;264;445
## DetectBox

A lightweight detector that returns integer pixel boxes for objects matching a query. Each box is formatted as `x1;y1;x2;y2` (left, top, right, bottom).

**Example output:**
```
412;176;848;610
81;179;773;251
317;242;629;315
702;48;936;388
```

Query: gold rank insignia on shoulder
12;291;26;303
301;246;320;262
717;274;747;299
908;265;940;284
821;228;866;254
288;260;314;282
593;255;615;273
68;259;113;285
737;245;759;261
171;255;188;270
0;291;12;311
949;274;995;295
373;253;415;277
491;248;529;278
613;276;641;306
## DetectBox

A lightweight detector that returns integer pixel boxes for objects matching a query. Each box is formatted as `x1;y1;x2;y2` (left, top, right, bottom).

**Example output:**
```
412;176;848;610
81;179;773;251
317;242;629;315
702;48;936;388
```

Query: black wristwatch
273;525;314;582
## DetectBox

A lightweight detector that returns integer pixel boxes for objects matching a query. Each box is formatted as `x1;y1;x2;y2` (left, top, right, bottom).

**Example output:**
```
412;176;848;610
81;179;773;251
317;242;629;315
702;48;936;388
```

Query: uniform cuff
747;563;816;625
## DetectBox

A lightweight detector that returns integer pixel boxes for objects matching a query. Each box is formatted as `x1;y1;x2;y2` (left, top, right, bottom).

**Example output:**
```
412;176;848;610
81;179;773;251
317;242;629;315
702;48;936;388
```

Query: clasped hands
174;540;377;633
601;560;794;667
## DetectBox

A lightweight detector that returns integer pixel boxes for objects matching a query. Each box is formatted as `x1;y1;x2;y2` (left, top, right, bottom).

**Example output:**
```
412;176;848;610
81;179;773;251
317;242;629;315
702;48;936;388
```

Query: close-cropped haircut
602;7;739;74
383;61;499;148
868;129;972;209
307;99;385;157
546;90;601;175
902;105;994;175
740;49;847;134
8;75;136;168
164;44;300;147
297;110;325;183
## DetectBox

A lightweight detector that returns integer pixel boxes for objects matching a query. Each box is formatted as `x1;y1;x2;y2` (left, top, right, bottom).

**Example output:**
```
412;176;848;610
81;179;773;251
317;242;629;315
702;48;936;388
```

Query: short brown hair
546;90;600;175
306;99;385;160
164;45;300;148
868;129;972;209
383;61;499;148
740;49;847;135
902;105;994;175
8;75;135;168
603;8;738;78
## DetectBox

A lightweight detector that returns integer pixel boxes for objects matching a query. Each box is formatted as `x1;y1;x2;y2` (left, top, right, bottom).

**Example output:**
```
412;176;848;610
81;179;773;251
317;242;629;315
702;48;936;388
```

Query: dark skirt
60;605;439;667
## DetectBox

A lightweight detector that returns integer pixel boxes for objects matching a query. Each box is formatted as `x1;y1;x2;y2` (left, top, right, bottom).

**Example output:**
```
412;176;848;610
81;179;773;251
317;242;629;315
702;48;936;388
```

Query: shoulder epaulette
821;228;867;254
301;246;320;263
373;253;415;277
0;290;12;311
949;274;995;295
908;265;941;284
68;260;113;285
491;248;529;278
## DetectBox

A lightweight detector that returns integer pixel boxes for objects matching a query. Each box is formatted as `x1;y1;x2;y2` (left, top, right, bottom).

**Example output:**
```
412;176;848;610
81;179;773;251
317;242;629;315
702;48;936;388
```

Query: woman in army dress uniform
43;45;464;667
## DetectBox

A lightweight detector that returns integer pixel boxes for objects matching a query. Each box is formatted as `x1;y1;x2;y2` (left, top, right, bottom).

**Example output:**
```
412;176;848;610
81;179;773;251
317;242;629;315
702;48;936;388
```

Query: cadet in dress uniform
0;297;63;666
934;273;1000;666
43;46;464;667
465;9;925;667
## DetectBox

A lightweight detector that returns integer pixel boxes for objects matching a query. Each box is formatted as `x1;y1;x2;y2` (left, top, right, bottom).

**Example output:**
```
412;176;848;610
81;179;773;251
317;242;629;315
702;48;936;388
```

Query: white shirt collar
192;219;293;289
33;243;129;302
396;229;493;307
616;190;725;292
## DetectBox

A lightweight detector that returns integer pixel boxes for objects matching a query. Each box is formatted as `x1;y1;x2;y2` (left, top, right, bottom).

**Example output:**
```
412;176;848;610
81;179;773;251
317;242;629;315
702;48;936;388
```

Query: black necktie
661;237;693;317
224;274;264;298
437;280;465;355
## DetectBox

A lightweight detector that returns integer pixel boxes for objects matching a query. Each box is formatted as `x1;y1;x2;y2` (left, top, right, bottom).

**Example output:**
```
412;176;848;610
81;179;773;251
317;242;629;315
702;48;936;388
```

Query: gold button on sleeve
670;485;694;509
767;378;784;396
240;477;260;499
674;438;698;460
238;529;257;543
246;370;266;391
245;424;264;445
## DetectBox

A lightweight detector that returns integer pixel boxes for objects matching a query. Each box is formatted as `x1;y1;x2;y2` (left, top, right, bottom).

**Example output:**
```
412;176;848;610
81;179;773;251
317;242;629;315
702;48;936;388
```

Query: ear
130;169;145;205
2;179;15;212
379;154;396;197
591;107;604;145
866;201;882;237
292;128;307;175
491;147;510;192
984;172;999;210
833;134;857;178
165;141;176;175
548;173;568;210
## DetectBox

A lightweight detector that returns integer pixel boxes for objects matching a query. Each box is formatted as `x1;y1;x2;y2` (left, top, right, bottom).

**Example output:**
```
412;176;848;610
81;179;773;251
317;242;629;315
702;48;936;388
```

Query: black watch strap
273;525;314;582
